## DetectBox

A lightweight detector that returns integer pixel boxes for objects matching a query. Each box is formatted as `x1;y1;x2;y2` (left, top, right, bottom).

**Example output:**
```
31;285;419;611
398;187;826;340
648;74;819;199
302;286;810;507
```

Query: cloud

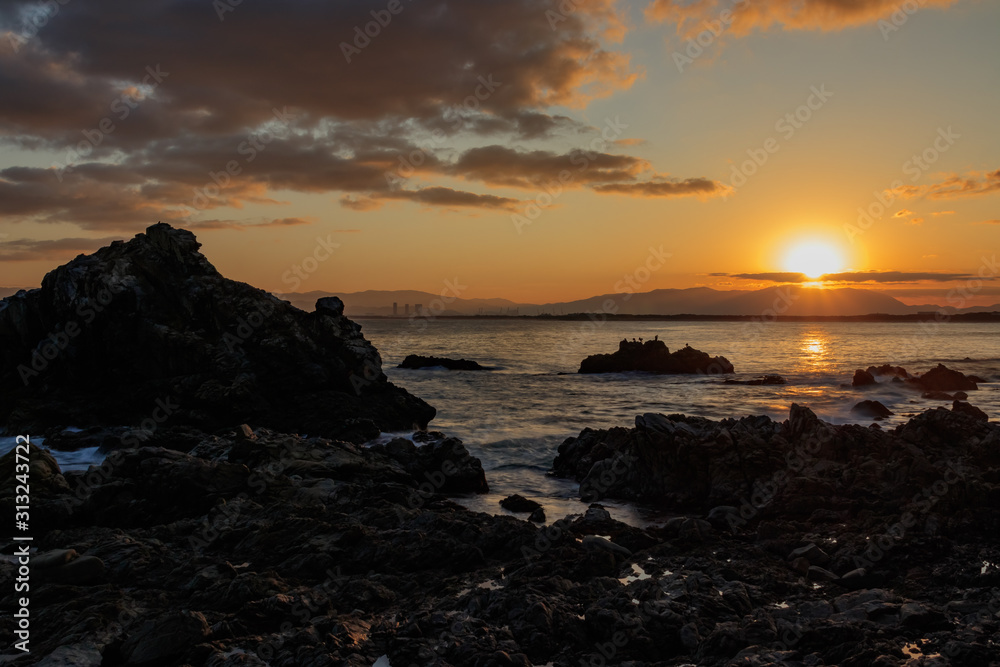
339;195;384;212
893;209;913;218
930;210;955;216
726;271;986;285
0;0;727;232
644;0;960;38
613;138;647;147
821;271;979;283
185;217;315;231
0;235;123;261
977;219;1000;225
730;272;807;283
377;187;522;211
893;168;1000;200
592;176;732;198
451;145;650;189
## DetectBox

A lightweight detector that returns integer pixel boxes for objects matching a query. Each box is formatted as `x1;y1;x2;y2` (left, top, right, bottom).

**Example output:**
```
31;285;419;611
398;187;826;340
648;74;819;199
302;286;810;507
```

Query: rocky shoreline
2;226;999;666
3;404;998;666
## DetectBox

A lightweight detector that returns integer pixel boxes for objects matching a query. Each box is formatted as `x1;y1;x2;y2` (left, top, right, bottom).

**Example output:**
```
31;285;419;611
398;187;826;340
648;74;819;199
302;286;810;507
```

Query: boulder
371;435;489;494
851;400;894;420
579;340;733;374
500;494;542;514
852;369;876;387
912;364;978;392
952;400;988;421
121;610;212;664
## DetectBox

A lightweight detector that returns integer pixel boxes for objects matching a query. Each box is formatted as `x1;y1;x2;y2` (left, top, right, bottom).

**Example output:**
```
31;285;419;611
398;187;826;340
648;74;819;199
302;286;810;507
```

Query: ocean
6;319;999;524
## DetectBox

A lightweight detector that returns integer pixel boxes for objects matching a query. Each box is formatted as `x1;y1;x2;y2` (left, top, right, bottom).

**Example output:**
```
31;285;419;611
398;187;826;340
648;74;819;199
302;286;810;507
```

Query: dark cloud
0;235;123;261
451;145;650;189
727;271;985;284
0;0;735;232
377;187;522;211
592;177;731;198
730;272;807;283
821;271;981;283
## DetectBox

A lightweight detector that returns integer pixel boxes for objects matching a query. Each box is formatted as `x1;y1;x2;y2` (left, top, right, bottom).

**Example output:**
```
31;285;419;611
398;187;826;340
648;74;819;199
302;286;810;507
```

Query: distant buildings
404;304;409;316
392;302;398;316
415;303;422;315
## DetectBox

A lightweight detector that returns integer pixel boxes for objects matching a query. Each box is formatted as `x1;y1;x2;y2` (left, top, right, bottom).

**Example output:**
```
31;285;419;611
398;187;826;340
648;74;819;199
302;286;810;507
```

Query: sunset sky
0;0;997;305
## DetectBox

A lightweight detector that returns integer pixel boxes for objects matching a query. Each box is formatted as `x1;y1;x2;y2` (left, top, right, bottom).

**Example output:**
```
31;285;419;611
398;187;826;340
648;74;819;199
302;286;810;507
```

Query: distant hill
529;286;919;317
280;286;992;318
6;283;991;318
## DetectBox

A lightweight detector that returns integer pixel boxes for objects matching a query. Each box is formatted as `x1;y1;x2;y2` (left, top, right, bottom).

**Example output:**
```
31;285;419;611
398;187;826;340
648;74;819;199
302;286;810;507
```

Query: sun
783;241;845;279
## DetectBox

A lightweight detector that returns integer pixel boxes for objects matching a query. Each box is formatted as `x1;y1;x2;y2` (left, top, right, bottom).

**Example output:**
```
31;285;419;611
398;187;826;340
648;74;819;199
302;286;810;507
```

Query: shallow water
361;319;999;518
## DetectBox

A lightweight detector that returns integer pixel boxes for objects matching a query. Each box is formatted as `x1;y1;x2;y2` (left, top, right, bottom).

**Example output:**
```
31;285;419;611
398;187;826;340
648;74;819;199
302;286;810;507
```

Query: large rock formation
0;223;434;440
579;340;734;374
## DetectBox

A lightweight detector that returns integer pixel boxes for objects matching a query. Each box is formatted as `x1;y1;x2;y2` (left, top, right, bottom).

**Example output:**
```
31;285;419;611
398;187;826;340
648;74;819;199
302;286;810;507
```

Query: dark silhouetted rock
9;411;1000;666
852;369;876;387
912;364;978;392
398;355;490;371
851;400;893;419
725;375;785;385
866;364;911;379
579;340;733;374
952;400;988;421
923;390;958;401
370;434;489;494
500;494;542;514
0;223;434;440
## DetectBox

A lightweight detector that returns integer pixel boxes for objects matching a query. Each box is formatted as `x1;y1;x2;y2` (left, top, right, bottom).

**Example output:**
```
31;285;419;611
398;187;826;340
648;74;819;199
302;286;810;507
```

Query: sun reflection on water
799;331;833;373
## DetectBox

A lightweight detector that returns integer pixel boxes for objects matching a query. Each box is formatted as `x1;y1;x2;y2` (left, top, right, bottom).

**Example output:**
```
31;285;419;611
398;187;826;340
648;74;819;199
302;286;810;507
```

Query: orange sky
1;0;998;305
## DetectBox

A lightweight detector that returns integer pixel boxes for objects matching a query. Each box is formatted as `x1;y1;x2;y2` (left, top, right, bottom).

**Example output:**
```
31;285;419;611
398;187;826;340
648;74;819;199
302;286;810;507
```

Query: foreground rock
5;406;1000;666
398;355;490;371
579;339;734;374
553;403;996;510
0;224;434;440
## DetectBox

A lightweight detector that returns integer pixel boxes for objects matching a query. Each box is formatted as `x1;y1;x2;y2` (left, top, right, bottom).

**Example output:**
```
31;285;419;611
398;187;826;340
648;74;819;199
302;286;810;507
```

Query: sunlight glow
783;241;845;279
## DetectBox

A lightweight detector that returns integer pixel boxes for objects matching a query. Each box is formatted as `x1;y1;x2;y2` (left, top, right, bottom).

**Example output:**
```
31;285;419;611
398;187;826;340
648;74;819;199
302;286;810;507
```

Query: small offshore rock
500;494;542;514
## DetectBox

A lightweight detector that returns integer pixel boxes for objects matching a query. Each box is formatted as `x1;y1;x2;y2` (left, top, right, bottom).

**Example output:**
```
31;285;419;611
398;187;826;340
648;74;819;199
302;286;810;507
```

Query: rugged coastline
1;226;998;666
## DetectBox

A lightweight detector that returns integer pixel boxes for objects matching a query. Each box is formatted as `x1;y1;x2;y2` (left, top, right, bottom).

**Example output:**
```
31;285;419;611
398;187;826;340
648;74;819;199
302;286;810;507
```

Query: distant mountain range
278;286;1000;318
3;284;996;317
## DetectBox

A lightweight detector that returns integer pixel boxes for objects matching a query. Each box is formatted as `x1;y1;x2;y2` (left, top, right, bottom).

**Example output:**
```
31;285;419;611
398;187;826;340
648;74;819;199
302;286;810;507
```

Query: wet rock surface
0;223;434;440
851;399;894;419
850;363;982;395
579;339;735;375
2;403;996;666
